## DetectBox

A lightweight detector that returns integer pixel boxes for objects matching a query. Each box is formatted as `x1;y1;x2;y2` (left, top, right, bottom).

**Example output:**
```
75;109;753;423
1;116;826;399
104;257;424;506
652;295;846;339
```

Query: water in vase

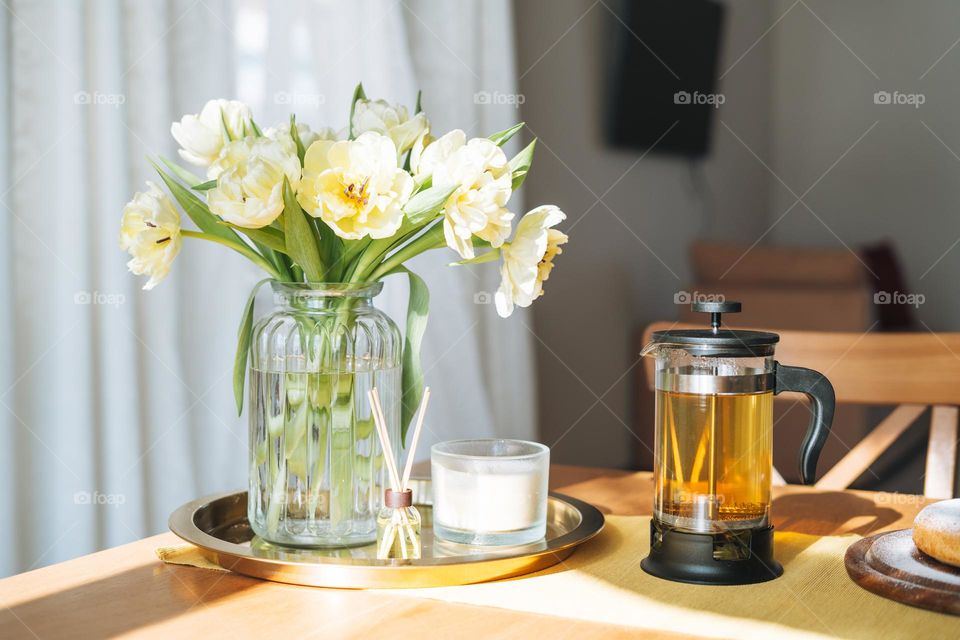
248;365;401;547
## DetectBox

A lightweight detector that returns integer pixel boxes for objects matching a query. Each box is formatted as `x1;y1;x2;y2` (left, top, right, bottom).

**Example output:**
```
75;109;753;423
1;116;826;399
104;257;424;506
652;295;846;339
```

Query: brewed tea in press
641;301;836;584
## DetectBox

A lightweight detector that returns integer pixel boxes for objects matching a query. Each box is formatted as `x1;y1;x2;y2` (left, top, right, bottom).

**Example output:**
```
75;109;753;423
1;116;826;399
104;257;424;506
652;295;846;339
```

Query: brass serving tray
168;479;604;589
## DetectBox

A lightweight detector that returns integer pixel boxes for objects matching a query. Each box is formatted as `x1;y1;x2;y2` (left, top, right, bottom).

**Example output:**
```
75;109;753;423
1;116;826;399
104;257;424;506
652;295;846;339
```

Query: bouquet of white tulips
120;84;568;438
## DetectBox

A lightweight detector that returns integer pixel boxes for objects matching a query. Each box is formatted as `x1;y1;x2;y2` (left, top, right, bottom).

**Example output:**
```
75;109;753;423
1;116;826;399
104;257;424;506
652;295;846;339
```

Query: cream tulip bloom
119;182;182;290
207;137;301;229
264;123;339;152
297;132;414;240
414;129;514;260
495;205;568;318
351;99;429;156
170;99;252;173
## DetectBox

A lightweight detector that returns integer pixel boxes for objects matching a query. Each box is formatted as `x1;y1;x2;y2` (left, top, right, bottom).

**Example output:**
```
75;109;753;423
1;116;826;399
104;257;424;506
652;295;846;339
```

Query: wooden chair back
641;322;960;498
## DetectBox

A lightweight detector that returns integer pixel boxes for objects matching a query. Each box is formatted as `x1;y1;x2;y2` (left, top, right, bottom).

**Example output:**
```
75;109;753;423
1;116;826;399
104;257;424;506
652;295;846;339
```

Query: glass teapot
640;301;835;584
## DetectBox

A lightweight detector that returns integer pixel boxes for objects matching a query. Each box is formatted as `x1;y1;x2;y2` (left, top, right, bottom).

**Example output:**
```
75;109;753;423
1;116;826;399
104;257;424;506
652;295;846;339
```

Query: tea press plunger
640;301;835;585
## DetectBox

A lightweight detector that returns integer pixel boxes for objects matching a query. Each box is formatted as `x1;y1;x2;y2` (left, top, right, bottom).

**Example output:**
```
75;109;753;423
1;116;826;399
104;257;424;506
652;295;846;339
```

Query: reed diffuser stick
368;389;401;490
368;388;422;560
401;387;431;490
369;389;411;556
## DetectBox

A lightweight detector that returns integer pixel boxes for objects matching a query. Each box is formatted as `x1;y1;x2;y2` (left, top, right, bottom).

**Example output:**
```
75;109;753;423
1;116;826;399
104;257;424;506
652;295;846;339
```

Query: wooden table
0;466;932;639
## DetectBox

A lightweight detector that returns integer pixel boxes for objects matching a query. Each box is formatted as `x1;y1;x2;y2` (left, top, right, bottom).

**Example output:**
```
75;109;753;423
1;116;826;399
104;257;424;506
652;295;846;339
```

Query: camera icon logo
874;91;892;105
74;491;91;505
673;290;691;304
473;291;492;305
874;291;892;304
674;91;691;105
474;91;491;105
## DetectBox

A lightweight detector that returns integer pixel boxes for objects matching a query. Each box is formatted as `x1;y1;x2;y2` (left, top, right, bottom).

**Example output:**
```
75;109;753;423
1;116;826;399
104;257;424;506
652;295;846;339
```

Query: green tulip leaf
314;219;344;281
403;184;457;226
151;160;242;246
508;139;536;191
488;122;524;147
289;114;307;165
234;278;271;415
219;107;234;143
221;222;288;255
384;266;430;444
348;82;367;139
282;176;326;282
159;156;204;188
450;249;500;267
192;179;217;191
413;173;432;192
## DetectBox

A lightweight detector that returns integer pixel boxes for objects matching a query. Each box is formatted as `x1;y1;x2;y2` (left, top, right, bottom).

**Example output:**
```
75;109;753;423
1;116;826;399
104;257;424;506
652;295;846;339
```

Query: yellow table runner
158;516;958;639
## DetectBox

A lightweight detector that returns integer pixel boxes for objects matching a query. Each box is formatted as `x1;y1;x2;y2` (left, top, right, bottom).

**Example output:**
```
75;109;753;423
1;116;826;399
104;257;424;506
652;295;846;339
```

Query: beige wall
767;0;960;330
514;0;775;467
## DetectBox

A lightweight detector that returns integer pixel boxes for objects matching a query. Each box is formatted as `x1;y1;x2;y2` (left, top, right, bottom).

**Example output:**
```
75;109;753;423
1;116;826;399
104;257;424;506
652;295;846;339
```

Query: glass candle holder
431;439;550;546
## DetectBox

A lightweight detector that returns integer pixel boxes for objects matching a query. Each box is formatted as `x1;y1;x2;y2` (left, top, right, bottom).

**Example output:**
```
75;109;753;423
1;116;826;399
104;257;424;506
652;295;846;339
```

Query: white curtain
0;0;532;576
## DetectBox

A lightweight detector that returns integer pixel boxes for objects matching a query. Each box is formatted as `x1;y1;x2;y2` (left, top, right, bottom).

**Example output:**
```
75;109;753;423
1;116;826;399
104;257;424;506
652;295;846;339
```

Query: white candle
434;468;544;532
431;439;549;545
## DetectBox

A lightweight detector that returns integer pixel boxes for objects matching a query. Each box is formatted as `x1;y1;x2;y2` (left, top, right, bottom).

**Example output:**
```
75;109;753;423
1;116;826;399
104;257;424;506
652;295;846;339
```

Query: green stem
347;237;393;282
366;223;445;282
290;264;304;283
182;229;282;279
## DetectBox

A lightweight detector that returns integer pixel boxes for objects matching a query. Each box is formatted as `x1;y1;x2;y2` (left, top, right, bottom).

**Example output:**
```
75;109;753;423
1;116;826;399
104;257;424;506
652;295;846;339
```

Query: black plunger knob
691;300;741;330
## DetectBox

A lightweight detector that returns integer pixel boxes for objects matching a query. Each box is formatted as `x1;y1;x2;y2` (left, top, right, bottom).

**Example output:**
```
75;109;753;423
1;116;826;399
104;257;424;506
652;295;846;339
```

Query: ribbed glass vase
248;282;401;547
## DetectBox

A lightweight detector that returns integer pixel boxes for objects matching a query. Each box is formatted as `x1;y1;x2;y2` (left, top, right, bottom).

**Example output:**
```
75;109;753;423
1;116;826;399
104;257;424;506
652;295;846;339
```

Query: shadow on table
772;491;903;537
0;562;257;639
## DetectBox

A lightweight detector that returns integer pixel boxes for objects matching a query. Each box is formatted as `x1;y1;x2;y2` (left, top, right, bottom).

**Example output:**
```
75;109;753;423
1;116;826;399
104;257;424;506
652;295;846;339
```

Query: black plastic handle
773;363;836;485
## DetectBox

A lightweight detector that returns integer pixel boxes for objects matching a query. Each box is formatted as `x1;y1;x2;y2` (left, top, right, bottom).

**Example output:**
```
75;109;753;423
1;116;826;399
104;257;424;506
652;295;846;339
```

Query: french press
640;301;835;585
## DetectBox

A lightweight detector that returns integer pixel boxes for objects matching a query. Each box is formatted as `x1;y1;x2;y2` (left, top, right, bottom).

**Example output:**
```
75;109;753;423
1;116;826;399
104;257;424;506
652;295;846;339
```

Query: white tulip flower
119;182;182;290
264;123;339;153
414;129;514;259
207;137;301;229
171;99;252;173
351;99;429;157
297;132;414;240
494;205;568;318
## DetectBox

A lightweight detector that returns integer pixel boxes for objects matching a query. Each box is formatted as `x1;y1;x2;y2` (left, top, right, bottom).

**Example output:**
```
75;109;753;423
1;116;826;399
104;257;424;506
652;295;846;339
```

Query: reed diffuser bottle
368;386;431;561
377;489;422;560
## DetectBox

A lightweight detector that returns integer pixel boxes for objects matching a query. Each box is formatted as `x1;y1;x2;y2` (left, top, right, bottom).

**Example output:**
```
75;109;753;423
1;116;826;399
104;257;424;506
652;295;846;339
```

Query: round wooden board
845;528;960;616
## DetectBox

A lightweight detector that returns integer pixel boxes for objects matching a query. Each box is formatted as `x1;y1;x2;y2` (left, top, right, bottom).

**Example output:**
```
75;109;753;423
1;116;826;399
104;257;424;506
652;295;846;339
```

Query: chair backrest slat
926;406;959;499
642;322;960;406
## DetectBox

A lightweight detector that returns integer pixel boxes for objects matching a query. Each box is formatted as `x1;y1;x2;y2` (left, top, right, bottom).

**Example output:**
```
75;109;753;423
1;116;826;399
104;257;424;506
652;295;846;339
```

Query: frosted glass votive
431;439;550;546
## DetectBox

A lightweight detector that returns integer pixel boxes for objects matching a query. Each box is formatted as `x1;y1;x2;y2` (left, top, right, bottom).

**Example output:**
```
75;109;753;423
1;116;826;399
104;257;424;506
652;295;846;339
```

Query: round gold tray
168;479;604;589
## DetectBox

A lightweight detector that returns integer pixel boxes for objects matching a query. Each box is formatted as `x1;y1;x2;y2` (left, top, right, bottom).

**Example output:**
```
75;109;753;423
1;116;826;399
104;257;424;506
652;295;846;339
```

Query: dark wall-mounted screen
608;0;725;158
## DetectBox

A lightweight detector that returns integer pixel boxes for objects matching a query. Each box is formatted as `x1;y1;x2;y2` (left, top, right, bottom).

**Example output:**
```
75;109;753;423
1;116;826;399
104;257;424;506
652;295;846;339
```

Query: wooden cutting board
845;528;960;616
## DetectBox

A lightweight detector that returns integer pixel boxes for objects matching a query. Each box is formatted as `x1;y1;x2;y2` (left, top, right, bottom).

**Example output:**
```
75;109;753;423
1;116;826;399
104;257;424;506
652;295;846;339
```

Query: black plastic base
641;519;783;585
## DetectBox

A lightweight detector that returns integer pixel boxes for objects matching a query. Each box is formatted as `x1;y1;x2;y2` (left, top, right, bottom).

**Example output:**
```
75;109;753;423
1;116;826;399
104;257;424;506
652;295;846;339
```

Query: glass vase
248;281;402;547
